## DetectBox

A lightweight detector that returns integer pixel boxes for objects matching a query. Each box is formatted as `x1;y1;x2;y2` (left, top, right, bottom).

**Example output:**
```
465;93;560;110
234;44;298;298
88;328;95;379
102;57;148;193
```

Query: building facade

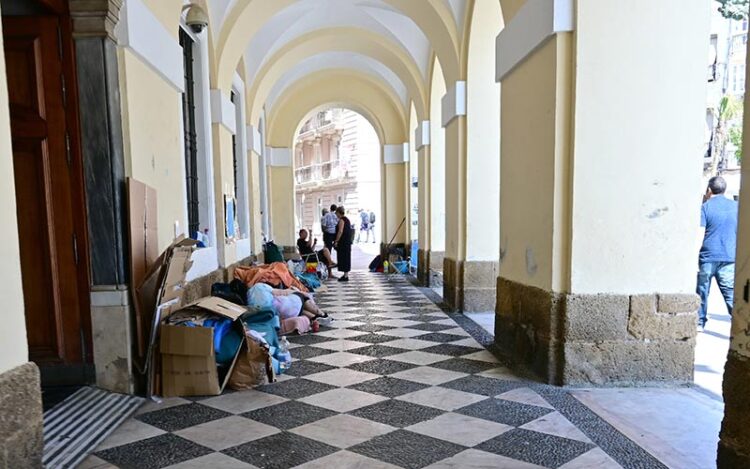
295;108;381;238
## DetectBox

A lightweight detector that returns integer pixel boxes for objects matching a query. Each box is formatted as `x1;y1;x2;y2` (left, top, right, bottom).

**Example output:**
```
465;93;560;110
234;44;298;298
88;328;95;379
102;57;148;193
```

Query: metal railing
295;161;349;184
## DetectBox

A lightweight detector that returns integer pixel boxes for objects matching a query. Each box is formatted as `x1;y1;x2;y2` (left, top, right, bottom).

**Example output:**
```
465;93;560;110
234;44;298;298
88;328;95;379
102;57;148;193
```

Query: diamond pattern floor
84;273;664;469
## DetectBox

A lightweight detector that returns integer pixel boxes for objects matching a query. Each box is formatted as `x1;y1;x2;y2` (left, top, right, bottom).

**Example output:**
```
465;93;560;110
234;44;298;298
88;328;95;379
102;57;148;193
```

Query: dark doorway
2;0;92;385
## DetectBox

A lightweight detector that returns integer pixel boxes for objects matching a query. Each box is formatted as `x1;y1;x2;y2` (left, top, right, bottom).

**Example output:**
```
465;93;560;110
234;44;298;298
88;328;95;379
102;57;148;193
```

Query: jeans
696;261;735;326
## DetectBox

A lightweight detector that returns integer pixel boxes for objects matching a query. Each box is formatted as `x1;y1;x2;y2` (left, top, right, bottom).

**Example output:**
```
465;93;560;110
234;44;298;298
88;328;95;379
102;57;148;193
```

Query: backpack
263;241;284;264
369;212;376;224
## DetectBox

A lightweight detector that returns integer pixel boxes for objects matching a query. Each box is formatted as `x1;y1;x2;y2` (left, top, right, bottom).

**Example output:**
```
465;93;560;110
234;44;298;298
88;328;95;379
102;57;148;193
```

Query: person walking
334;206;353;282
696;176;738;332
322;204;338;251
358;208;369;243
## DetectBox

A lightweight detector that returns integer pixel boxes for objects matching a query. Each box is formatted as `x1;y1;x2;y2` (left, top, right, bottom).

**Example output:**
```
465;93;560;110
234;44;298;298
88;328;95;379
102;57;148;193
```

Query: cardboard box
160;297;247;397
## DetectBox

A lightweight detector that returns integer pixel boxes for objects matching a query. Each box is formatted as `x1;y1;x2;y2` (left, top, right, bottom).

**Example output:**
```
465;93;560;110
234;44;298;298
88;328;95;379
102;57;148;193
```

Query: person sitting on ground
297;229;336;274
270;287;330;324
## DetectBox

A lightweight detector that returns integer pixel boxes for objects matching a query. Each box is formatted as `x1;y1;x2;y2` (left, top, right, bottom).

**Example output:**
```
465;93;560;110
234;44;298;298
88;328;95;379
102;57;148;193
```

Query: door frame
3;0;93;381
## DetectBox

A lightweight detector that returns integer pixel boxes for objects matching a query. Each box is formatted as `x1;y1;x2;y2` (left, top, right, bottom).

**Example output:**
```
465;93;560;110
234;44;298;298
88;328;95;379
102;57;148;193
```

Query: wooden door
4;15;90;379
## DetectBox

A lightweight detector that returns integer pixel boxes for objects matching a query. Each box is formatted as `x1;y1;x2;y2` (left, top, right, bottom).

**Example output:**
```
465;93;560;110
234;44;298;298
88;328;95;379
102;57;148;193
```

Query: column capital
415;121;430;150
441;81;466;127
69;0;123;41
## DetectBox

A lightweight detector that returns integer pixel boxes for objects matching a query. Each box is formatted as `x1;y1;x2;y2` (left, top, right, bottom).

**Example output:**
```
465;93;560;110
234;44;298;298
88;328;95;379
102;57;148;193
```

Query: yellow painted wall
143;0;183;39
384;163;408;244
211;123;238;267
0;7;29;373
269;166;295;246
417;146;431;251
466;0;502;261
429;60;446;252
498;38;560;291
119;48;186;251
569;0;710;294
248;150;264;255
444;116;465;260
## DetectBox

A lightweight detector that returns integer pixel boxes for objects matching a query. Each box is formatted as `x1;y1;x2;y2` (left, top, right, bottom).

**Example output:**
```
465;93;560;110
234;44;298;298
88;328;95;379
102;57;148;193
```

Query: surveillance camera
185;5;208;33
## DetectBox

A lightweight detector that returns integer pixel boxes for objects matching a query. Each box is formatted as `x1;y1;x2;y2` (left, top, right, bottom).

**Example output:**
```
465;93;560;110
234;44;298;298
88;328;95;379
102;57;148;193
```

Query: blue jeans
696;261;735;326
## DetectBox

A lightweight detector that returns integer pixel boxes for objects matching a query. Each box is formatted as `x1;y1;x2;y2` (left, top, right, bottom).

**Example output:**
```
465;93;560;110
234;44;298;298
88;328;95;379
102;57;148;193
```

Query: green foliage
718;0;750;20
719;95;742;122
729;125;744;162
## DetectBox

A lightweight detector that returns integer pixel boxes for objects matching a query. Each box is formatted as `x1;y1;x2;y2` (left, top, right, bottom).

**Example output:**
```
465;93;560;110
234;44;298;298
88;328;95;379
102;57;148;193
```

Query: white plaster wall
0;6;29;373
466;0;502;261
570;0;711;294
430;60;446;252
730;45;750;357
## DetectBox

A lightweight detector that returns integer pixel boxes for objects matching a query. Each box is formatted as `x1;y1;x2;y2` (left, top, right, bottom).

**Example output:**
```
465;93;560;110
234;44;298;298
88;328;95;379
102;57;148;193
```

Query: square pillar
495;0;709;385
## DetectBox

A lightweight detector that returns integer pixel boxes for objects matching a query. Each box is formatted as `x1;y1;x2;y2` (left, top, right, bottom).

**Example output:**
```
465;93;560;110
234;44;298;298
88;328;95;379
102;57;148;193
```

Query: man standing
322;204;339;251
358;208;369;243
696;176;738;332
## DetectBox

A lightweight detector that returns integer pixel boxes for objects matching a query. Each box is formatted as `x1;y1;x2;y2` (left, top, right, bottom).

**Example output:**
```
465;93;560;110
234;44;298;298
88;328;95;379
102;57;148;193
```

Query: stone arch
214;0;463;91
245;28;427;125
267;70;407;147
428;56;446;253
463;0;503;261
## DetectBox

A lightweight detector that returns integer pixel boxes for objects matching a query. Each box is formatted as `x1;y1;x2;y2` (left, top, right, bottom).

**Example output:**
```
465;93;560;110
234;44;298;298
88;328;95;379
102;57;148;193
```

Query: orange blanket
234;262;309;292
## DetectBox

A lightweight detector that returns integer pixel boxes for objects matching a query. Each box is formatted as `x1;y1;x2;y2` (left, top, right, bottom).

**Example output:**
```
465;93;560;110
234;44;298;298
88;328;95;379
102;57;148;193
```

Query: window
179;28;200;238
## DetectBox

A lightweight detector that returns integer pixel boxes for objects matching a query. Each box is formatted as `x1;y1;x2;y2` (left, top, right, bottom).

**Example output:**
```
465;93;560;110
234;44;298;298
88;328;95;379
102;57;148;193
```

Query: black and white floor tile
82;273;666;469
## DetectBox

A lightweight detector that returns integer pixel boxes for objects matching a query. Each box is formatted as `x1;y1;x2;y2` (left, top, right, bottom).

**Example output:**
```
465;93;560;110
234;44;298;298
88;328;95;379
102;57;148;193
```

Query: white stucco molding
495;0;575;82
267;147;292;167
441;81;467;127
415;121;430;150
247;125;262;155
384;143;409;165
117;0;184;92
210;89;237;134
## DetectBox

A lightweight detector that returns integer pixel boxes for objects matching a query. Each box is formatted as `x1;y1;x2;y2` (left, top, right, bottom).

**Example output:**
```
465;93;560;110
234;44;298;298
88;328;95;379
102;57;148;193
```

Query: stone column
441;82;499;312
382;144;409;255
415;122;431;285
442;101;467;310
718;35;750;467
494;0;708;385
70;0;134;394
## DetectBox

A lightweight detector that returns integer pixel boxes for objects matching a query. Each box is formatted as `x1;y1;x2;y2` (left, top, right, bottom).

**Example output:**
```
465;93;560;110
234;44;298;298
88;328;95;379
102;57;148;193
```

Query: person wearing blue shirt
696;176;738;332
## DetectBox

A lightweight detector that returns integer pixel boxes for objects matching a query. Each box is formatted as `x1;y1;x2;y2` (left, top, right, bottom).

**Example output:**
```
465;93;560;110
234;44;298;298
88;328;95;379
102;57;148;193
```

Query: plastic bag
316;262;328;281
247;283;274;309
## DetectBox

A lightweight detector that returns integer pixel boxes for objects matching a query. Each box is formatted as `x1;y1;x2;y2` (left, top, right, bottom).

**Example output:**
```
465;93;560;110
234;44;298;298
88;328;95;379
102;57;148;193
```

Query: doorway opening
694;3;747;400
294;108;382;270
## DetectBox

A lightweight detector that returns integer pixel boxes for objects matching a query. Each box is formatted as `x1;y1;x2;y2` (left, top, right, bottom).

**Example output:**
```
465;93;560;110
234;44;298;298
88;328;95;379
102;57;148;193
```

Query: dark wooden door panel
13;139;62;361
4;15;86;367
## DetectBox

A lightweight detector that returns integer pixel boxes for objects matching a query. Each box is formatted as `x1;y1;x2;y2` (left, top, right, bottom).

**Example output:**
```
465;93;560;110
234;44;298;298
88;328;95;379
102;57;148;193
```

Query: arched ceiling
265;52;408;112
205;0;482;133
267;70;407;146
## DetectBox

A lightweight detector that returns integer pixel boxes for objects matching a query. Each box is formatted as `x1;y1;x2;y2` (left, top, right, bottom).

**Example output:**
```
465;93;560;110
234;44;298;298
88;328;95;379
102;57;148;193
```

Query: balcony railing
299;109;344;135
295;161;350;184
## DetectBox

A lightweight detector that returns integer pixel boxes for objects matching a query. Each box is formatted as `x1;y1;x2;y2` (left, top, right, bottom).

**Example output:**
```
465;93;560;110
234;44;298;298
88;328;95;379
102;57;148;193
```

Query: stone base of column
417;249;430;285
718;351;750;467
494;277;698;386
443;259;499;312
91;286;135;394
0;362;43;468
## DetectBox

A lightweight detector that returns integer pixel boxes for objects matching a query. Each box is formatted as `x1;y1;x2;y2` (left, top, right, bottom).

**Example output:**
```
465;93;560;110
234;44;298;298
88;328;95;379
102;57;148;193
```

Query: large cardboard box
160;297;247;397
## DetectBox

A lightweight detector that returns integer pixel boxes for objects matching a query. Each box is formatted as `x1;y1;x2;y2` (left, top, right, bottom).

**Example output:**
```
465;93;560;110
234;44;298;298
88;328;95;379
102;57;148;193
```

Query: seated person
297;229;336;271
271;287;330;324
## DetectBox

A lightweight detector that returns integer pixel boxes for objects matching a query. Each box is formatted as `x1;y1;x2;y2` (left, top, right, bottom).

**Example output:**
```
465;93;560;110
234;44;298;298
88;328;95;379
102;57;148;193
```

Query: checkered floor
81;273;663;469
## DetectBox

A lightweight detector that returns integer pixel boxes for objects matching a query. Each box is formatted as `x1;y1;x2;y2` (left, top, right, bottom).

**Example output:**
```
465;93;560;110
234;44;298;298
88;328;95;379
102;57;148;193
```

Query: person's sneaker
317;315;333;326
338;276;349;282
697;323;705;333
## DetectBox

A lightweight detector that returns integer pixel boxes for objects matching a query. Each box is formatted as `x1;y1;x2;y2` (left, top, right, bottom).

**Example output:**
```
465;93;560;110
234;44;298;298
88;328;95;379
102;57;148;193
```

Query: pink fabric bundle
281;316;311;335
